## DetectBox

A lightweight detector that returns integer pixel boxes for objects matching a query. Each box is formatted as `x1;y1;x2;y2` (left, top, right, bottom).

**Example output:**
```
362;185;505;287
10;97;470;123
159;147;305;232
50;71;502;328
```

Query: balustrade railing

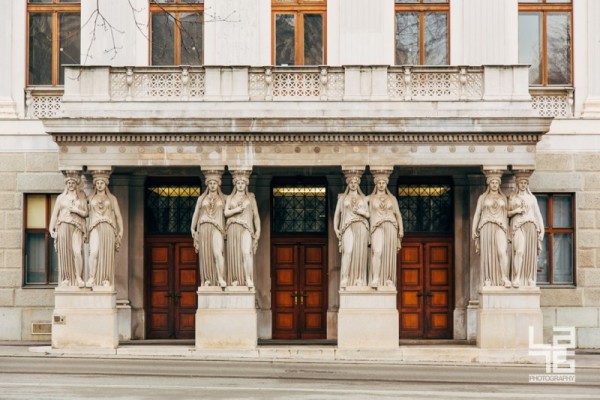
25;65;569;119
530;87;574;118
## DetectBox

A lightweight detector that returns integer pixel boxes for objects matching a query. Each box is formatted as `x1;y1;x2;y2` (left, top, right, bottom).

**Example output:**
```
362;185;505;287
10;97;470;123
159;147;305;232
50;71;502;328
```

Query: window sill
22;285;57;289
538;285;576;289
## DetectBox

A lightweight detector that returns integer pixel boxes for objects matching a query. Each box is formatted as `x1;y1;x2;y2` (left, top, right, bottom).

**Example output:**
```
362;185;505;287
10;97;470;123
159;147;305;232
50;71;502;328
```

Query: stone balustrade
24;64;574;118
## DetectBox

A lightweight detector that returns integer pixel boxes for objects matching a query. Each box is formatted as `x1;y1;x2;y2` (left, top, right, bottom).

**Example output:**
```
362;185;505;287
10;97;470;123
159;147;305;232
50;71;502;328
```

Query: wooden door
271;238;328;339
146;237;199;339
397;237;453;339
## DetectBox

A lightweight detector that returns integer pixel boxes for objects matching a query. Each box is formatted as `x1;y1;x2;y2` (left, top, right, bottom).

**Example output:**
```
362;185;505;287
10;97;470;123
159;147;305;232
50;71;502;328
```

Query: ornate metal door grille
146;184;201;234
272;185;327;234
397;183;452;233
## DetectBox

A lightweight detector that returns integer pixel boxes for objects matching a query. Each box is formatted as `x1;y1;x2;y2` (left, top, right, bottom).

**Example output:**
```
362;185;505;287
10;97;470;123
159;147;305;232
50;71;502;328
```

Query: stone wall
532;126;600;348
0;151;62;340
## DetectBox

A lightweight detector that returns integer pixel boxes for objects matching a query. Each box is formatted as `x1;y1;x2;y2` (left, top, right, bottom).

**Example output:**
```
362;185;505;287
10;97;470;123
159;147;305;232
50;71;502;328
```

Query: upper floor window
27;0;81;86
150;0;204;65
535;193;575;285
519;0;572;85
24;194;59;286
272;0;326;65
394;0;449;65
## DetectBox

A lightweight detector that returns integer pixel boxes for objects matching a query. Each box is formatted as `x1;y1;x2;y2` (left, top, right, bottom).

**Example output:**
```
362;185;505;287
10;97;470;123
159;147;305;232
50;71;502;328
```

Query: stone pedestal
196;287;257;349
477;287;543;349
52;288;118;349
337;288;399;349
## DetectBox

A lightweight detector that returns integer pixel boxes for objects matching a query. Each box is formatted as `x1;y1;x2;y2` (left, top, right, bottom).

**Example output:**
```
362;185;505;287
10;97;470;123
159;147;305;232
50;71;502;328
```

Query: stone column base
477;287;543;349
196;287;257;349
52;287;118;349
337;288;399;349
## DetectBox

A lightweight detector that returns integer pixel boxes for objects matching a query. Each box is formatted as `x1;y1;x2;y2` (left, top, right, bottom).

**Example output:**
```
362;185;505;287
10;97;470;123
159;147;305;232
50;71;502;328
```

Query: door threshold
399;339;475;346
121;339;195;346
258;339;337;346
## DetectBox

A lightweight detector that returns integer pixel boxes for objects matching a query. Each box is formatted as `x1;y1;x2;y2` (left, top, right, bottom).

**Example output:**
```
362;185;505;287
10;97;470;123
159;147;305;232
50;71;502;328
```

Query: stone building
0;0;599;349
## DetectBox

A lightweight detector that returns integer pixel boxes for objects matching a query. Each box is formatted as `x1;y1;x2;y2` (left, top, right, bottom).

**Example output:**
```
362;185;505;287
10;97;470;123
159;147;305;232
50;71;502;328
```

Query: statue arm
48;195;61;238
251;196;261;253
111;194;124;240
223;195;242;218
71;195;89;218
472;195;483;240
333;195;342;239
190;196;202;234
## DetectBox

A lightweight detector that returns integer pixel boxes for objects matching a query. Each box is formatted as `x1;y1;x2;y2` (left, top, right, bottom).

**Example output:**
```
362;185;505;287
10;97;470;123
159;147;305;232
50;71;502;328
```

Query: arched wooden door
396;179;454;339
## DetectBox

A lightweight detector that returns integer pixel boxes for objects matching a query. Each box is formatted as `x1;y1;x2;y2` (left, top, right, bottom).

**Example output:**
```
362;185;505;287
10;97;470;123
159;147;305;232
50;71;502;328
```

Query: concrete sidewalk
0;341;598;368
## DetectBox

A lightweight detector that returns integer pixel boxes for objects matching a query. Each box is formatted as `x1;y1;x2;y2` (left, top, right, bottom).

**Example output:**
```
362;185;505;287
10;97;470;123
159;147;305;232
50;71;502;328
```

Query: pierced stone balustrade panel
531;89;573;118
249;69;267;100
26;89;63;119
272;71;321;99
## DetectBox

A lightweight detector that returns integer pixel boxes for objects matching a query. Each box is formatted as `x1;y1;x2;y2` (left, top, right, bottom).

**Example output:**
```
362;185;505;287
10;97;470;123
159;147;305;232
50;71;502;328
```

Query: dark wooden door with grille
271;238;328;339
145;236;199;339
397;237;453;339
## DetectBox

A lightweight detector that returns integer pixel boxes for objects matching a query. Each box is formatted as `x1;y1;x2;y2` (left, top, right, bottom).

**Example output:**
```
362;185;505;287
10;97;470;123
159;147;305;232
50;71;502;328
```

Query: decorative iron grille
272;186;327;234
146;184;201;234
397;184;452;233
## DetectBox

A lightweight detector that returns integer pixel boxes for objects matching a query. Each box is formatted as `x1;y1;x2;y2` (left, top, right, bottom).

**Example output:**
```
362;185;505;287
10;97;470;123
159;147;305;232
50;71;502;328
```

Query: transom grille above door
146;180;201;235
397;182;452;233
272;183;327;234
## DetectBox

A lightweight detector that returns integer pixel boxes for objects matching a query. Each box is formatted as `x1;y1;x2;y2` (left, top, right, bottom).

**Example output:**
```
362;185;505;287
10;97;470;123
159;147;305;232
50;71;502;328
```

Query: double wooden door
271;238;328;339
397;237;453;339
145;236;199;339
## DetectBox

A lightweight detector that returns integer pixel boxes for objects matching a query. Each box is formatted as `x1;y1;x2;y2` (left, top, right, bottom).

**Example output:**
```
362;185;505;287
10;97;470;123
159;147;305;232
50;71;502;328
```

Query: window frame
270;176;329;236
149;0;205;65
22;193;59;288
534;192;576;286
271;0;327;66
394;0;450;66
518;0;573;86
26;0;81;87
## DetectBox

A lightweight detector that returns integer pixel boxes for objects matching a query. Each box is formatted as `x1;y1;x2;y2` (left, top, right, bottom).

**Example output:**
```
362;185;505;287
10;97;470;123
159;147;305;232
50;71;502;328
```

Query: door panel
146;237;199;339
397;237;453;339
398;242;424;338
424;241;452;339
272;238;327;339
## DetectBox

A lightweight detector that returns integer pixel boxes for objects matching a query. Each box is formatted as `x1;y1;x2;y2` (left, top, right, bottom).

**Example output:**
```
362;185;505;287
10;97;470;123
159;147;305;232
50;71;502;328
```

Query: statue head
231;170;251;191
63;170;81;186
203;170;223;186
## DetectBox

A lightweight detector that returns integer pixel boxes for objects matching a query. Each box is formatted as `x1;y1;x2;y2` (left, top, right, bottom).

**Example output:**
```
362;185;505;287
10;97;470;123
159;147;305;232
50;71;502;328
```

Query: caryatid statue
86;170;124;288
224;169;261;289
472;169;511;288
368;169;403;288
191;169;227;288
508;170;544;287
334;168;370;289
49;170;88;287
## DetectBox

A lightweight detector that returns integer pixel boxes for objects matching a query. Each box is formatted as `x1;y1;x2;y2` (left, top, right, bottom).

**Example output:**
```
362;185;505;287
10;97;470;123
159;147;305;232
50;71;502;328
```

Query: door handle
300;291;307;306
425;291;433;297
416;291;423;297
174;292;181;306
291;291;298;306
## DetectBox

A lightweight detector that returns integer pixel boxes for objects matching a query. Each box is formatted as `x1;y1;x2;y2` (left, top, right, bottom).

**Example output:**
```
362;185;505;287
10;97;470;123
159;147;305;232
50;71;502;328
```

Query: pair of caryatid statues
472;169;544;288
334;168;404;290
191;169;261;289
49;170;124;289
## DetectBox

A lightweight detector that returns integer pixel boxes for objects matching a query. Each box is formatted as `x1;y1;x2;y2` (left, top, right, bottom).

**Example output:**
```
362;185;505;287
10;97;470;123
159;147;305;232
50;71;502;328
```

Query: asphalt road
0;356;598;399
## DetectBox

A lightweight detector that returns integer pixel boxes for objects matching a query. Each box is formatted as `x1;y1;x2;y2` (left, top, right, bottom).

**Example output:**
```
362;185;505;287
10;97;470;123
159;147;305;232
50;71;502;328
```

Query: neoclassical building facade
1;0;599;349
